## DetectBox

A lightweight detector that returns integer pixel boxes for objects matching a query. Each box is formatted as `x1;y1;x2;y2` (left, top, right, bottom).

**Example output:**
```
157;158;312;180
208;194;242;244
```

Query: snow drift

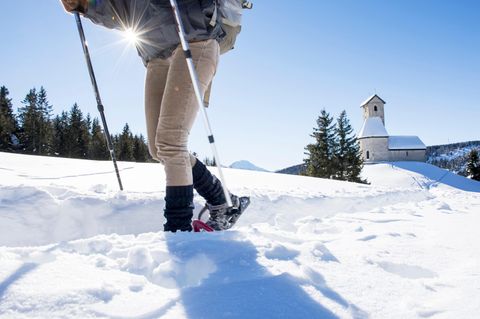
0;152;479;318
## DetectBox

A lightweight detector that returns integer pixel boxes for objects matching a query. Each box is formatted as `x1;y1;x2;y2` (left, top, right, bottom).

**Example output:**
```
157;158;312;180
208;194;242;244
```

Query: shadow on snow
164;232;350;319
0;263;38;301
392;162;480;193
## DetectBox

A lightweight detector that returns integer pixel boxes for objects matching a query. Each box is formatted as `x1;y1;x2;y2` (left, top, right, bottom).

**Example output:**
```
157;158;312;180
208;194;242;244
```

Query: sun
124;28;140;46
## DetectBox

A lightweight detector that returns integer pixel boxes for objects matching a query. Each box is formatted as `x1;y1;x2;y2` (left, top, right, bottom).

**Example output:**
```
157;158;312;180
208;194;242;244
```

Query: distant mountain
427;141;480;176
276;163;306;175
229;160;269;172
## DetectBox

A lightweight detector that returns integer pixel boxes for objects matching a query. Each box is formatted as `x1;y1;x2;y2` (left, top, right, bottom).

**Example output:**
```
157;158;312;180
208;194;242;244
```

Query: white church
358;95;426;163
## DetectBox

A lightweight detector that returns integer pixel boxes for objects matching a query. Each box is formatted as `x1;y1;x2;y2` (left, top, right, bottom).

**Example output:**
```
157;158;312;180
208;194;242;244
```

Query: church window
374;105;378;112
366;151;370;159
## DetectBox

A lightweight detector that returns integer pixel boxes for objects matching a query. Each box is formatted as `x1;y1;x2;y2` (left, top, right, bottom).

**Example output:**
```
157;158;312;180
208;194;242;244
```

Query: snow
389;136;426;150
358;117;389;138
1;152;480;318
360;94;385;107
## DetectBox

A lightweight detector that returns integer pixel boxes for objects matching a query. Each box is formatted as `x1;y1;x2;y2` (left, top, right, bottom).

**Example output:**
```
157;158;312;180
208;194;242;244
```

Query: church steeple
360;94;386;125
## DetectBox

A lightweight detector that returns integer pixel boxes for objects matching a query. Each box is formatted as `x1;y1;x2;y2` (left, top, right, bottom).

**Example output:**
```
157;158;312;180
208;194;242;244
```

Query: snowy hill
276;163;305;175
1;152;480;318
229;160;269;172
426;140;480;175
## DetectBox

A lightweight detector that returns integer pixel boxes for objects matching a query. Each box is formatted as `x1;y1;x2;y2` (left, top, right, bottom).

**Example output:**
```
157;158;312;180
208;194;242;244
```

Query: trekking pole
74;12;124;191
169;0;232;207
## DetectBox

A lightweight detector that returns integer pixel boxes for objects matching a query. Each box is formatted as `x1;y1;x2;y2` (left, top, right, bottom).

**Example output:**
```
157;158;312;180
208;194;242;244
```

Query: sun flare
124;28;140;45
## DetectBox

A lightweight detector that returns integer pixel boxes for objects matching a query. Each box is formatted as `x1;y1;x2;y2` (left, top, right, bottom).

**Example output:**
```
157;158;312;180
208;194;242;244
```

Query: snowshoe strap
193;220;215;232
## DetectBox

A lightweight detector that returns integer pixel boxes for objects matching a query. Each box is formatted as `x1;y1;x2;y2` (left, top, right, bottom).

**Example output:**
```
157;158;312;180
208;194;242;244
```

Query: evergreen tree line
428;156;467;176
303;109;366;183
466;149;480;181
426;140;480;158
0;85;151;162
427;143;480;180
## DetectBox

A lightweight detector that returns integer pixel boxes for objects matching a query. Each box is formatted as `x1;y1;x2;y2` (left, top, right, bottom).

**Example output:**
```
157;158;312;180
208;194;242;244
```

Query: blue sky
1;0;479;171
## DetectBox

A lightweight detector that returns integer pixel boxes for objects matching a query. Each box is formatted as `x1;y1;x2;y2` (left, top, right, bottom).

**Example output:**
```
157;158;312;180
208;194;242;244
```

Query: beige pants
145;39;220;186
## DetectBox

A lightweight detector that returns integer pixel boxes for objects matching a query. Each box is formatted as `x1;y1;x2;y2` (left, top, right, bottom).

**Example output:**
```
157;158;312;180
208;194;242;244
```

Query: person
60;0;244;232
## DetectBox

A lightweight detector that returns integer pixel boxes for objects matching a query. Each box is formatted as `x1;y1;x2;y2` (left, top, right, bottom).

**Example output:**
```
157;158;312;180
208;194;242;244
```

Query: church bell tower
360;94;386;125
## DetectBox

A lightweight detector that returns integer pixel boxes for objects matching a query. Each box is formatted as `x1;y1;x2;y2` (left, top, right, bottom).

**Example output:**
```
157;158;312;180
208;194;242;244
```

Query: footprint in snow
377;261;438;279
369;219;405;224
411;213;424;217
358;235;377;241
388;232;401;237
264;245;300;261
433;201;452;211
311;244;339;263
129;277;147;292
424;285;437;292
90;184;109;194
417;310;444;318
86;284;120;302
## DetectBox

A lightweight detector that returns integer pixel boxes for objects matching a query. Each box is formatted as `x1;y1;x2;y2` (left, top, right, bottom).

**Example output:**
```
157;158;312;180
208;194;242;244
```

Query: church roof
358;117;389;138
389;136;426;150
360;94;386;107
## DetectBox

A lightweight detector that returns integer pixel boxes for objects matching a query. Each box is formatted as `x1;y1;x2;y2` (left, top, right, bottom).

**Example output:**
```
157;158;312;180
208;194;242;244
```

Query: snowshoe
193;195;250;232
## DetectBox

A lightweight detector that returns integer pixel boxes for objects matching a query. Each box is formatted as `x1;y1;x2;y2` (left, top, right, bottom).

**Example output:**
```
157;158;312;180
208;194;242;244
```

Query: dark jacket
84;0;224;65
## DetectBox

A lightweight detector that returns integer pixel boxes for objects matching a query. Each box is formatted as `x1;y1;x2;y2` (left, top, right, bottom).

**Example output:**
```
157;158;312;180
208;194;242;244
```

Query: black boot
192;159;226;206
192;159;250;231
163;185;194;232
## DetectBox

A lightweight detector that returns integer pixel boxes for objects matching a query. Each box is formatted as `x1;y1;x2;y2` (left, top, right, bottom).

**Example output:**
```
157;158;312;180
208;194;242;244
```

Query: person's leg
145;57;170;162
156;39;220;232
146;57;193;232
189;153;248;230
190;154;226;205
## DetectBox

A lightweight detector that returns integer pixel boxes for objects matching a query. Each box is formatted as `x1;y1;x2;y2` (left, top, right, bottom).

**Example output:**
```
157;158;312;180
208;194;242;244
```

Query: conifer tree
112;134;120;157
52;111;69;156
117;123;134;161
89;117;109;160
67;103;90;158
85;113;92;133
0;86;18;151
466;149;480;181
132;134;149;162
334;110;365;183
333;111;348;180
304;109;336;178
18;88;40;153
36;87;54;155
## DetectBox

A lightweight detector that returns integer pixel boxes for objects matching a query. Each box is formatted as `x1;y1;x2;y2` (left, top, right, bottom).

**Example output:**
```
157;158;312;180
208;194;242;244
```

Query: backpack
213;0;253;54
204;0;252;107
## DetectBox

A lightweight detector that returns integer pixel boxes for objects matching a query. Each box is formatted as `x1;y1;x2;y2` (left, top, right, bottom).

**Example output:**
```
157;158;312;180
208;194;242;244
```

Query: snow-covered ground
0;152;479;319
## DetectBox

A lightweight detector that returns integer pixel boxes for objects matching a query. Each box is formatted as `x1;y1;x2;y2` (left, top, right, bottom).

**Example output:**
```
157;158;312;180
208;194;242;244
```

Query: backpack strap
209;0;219;27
